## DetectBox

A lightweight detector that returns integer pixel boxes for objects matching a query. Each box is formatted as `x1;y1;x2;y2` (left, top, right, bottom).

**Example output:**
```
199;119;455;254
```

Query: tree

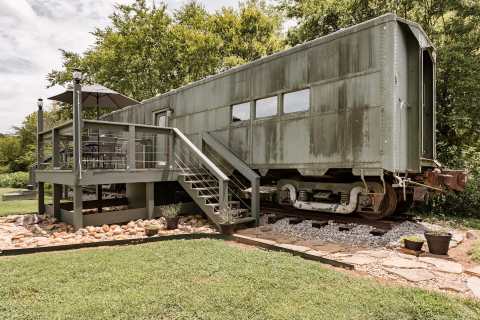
47;0;284;102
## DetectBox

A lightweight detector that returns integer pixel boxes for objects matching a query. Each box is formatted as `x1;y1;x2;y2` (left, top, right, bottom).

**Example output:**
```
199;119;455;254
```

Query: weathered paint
102;14;435;177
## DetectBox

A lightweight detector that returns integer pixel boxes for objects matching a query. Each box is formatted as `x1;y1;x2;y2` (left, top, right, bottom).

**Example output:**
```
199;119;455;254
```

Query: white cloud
0;0;238;133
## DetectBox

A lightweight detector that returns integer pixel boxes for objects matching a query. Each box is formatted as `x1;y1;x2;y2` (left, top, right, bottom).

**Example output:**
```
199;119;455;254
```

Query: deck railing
37;120;172;172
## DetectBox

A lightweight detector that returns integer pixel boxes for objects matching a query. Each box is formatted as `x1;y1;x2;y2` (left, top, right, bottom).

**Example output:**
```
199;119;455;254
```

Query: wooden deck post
72;185;83;229
146;182;154;219
96;185;103;213
53;184;62;219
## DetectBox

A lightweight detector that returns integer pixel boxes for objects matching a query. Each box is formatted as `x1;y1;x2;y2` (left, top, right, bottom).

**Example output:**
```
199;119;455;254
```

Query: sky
0;0;238;134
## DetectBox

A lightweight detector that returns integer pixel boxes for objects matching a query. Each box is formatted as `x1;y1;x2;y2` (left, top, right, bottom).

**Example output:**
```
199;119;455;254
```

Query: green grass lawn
0;188;52;217
0;239;479;320
469;241;480;263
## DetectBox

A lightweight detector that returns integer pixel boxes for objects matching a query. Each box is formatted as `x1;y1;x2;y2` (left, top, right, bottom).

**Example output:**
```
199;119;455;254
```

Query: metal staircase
172;128;258;228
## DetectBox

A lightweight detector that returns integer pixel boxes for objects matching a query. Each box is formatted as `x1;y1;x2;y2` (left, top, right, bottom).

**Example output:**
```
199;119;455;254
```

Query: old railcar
102;13;463;219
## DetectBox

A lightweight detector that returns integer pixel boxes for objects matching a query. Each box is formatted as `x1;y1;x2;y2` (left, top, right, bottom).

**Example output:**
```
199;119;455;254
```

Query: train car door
152;109;169;167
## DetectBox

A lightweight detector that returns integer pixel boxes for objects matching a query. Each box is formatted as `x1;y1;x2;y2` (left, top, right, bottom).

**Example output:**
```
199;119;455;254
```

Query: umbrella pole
96;94;102;213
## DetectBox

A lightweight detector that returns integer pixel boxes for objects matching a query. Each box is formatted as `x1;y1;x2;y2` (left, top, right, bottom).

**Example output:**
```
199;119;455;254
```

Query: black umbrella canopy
48;84;139;109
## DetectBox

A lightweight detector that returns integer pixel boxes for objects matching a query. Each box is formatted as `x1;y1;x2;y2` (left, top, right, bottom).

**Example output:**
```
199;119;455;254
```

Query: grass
469;241;480;263
0;188;43;217
412;210;480;230
0;239;479;320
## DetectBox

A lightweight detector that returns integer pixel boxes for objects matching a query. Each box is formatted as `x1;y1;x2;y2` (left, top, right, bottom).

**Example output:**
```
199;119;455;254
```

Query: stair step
193;187;218;191
207;201;240;208
186;179;217;184
180;172;211;177
198;194;217;199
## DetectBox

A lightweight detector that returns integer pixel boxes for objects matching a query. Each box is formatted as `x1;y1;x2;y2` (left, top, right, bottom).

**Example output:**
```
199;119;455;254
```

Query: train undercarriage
256;168;467;220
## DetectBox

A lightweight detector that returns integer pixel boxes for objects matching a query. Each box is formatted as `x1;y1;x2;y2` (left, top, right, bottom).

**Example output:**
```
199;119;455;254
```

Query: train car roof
106;13;433;116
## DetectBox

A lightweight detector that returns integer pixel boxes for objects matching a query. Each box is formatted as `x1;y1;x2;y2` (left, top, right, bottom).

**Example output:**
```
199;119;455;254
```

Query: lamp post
37;98;45;214
72;68;84;229
72;68;82;180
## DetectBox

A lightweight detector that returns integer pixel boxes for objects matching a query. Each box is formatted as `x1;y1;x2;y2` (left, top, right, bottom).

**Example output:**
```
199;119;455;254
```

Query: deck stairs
172;128;259;228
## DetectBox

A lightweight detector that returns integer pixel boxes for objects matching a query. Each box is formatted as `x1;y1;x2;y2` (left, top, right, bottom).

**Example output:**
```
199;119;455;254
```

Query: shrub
160;203;181;218
0;172;29;188
425;171;480;218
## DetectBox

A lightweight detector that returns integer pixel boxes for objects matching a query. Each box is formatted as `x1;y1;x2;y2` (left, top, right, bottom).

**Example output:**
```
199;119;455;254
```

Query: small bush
0;172;29;188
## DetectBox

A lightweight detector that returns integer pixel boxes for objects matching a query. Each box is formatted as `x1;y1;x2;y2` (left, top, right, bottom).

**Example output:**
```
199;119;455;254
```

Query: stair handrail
173;129;229;182
202;132;260;223
172;128;230;211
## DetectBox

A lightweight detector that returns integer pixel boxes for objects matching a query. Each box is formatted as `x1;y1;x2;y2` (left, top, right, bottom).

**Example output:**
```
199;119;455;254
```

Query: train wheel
359;182;397;220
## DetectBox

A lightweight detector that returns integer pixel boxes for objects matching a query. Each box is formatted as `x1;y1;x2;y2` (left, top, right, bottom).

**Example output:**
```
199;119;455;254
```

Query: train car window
283;89;310;113
232;102;250;122
255;96;277;118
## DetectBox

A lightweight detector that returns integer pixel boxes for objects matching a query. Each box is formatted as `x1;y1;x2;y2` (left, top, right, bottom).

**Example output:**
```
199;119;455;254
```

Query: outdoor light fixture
37;98;43;110
72;68;82;83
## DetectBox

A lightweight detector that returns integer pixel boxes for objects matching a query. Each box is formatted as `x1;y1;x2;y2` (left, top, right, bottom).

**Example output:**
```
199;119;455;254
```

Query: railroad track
260;204;415;231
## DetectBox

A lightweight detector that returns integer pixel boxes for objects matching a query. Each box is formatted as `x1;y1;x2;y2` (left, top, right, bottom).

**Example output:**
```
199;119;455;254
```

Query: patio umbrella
48;84;139;178
48;84;139;119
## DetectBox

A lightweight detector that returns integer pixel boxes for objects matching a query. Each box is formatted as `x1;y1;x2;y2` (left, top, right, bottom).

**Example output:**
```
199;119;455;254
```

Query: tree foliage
47;0;284;102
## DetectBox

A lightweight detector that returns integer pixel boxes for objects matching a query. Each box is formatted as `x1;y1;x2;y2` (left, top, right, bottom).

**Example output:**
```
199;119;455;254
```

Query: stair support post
251;176;260;225
146;182;154;219
219;179;228;211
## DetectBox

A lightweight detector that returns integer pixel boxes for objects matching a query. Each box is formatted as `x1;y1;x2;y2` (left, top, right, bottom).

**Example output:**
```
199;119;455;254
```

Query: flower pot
425;232;452;255
404;239;424;251
219;224;235;235
165;217;179;230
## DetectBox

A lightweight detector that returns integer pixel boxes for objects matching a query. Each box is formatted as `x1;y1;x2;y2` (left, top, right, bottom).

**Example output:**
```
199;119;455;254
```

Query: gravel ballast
271;218;427;247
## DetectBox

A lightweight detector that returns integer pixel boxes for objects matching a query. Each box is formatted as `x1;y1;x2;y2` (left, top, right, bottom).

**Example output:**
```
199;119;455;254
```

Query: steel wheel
358;182;398;220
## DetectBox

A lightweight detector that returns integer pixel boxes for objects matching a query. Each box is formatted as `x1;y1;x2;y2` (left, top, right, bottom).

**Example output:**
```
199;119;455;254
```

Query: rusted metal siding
102;14;435;176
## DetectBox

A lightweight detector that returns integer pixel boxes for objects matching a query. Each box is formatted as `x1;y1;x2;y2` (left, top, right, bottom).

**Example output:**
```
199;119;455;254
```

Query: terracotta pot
425;232;452;255
404;239;424;251
165;217;179;230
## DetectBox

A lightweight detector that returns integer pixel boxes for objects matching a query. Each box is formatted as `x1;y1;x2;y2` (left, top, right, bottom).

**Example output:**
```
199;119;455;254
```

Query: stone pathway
236;226;480;299
0;214;215;250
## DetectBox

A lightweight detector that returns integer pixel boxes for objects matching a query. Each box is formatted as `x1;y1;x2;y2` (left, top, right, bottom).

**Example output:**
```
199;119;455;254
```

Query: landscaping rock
382;257;429;269
467;277;480;298
466;230;478;240
384;267;435;282
341;255;377;266
465;266;480;278
419;257;463;274
439;280;468;293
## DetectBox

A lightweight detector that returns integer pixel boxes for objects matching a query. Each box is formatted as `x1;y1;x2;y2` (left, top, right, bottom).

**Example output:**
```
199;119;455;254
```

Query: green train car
103;13;465;219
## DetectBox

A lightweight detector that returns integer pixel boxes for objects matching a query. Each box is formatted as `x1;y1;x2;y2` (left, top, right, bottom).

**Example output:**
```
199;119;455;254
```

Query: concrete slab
384;267;435;282
382;257;429;269
419;256;463;274
467;277;480;298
